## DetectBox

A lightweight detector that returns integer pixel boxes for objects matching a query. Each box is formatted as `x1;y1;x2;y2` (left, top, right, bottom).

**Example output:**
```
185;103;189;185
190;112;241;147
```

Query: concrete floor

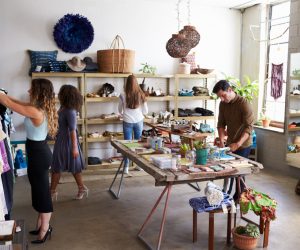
11;169;300;250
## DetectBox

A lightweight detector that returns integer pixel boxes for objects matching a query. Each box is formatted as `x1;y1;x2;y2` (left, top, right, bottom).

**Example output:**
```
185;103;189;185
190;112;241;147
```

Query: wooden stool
192;208;232;250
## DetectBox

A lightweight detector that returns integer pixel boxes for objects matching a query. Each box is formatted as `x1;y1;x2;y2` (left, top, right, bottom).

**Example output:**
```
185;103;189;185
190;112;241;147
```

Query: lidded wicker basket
166;34;192;58
179;25;200;48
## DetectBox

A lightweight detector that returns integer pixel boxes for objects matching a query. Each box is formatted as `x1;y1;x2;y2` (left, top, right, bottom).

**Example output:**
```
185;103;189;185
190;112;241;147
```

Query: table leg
108;160;125;199
138;183;173;250
188;182;201;191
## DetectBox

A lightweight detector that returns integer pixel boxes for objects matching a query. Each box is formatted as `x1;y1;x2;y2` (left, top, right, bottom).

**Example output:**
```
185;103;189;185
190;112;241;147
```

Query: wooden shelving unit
286;74;300;168
31;72;216;172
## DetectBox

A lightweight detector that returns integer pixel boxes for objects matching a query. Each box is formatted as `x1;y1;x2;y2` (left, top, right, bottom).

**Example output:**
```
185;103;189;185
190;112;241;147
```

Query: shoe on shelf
75;185;89;200
31;226;52;244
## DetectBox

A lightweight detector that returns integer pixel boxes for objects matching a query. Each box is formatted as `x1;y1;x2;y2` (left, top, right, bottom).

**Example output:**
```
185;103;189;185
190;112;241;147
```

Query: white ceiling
149;0;286;9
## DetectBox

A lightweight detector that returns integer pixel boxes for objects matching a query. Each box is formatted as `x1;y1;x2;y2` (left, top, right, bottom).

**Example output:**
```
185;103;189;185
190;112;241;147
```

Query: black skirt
26;139;53;213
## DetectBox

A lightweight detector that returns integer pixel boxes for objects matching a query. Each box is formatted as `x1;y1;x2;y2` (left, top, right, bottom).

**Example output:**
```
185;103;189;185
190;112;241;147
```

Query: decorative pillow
28;50;58;75
181;52;196;70
48;60;67;72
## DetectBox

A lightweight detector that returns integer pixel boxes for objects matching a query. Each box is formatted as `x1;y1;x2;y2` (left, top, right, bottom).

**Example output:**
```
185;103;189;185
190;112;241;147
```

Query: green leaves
139;63;157;75
194;141;207;150
223;74;259;103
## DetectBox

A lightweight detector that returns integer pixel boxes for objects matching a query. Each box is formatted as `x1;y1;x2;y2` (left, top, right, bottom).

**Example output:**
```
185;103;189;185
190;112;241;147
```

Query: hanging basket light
166;34;192;58
179;25;200;48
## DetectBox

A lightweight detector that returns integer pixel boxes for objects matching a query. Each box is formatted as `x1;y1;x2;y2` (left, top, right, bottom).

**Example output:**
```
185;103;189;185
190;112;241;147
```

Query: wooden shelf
289;94;300;98
290;76;300;80
177;96;214;101
86;162;122;170
85;73;130;78
175;73;216;79
77;119;84;125
32;72;84;78
146;96;175;101
289;113;300;117
287;152;300;168
85;97;119;102
86;118;122;125
47;138;84;145
86;136;123;143
288;127;300;132
177;116;215;121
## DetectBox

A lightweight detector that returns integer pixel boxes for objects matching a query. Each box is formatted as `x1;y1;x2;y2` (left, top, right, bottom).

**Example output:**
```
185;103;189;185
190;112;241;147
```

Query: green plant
236;223;260;238
259;108;271;121
194;141;207;150
139;63;156;75
224;75;259;103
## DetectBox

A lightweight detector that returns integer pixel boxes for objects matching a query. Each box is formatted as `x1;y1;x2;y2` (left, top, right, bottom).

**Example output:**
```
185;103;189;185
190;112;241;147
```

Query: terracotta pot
262;119;270;128
232;228;258;250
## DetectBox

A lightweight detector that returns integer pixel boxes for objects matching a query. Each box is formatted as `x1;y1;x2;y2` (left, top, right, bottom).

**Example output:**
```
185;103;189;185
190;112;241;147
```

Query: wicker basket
232;228;258;250
97;35;135;73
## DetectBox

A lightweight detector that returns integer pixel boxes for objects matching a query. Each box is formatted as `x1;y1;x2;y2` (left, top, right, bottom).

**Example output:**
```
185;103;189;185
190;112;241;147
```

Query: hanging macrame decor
166;0;200;58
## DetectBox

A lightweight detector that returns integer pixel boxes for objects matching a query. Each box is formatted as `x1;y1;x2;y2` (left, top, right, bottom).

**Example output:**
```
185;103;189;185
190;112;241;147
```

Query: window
263;1;290;123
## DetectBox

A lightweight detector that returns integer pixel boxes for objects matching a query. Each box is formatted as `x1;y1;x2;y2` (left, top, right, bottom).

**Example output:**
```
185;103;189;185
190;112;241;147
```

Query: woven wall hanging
53;14;94;53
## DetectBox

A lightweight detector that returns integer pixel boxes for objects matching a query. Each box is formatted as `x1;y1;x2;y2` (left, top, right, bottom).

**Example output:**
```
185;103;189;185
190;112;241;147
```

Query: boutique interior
1;0;300;249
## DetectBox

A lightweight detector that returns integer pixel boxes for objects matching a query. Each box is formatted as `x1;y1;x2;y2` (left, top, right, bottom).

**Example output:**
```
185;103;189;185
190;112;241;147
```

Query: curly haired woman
0;78;58;244
50;85;87;200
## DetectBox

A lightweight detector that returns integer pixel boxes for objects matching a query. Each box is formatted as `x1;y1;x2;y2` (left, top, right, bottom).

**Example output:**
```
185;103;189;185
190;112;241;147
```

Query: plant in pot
139;63;157;75
259;109;271;128
179;143;191;157
232;223;260;250
194;141;208;165
225;75;259;102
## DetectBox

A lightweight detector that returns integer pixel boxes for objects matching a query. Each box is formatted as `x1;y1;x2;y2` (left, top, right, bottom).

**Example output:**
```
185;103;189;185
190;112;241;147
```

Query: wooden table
109;140;263;250
144;122;212;148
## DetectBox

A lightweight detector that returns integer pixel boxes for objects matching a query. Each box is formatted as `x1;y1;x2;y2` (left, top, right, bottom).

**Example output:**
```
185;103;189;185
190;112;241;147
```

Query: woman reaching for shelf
0;78;58;244
118;74;148;176
50;85;87;200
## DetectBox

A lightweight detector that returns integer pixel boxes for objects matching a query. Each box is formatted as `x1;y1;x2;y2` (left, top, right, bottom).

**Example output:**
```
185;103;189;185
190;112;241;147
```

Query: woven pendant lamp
166;34;192;58
179;25;200;48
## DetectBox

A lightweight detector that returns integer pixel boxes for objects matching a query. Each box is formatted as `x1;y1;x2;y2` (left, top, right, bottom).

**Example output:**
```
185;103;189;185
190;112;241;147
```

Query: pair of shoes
51;190;58;201
31;226;52;244
74;185;89;200
29;228;40;235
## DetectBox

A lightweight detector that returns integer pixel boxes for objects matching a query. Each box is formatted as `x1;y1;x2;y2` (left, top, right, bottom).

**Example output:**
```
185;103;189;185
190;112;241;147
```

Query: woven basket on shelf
97;35;135;73
179;25;200;48
166;34;192;58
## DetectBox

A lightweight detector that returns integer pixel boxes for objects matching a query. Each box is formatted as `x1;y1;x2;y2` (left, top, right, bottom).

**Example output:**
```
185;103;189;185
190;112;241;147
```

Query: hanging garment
271;63;283;99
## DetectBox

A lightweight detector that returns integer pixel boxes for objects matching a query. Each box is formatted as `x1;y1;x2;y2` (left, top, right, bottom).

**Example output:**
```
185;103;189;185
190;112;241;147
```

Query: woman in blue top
50;85;87;200
0;78;58;244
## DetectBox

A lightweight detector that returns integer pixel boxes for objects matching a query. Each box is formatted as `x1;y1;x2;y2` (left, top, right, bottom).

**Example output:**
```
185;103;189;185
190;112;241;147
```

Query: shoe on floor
134;166;144;171
124;172;133;178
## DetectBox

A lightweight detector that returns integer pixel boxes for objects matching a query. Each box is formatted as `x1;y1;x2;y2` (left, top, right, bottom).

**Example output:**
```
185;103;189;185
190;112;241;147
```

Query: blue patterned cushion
189;193;232;213
28;50;58;75
48;60;67;72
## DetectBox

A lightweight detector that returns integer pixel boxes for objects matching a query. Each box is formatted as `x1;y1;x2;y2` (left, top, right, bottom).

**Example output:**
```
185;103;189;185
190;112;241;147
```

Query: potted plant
139;63;157;75
179;143;191;157
194;141;208;165
225;75;259;103
259;109;271;128
232;223;260;250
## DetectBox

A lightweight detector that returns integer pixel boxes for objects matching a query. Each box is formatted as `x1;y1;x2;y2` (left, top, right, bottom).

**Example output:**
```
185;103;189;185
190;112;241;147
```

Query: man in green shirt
213;80;254;198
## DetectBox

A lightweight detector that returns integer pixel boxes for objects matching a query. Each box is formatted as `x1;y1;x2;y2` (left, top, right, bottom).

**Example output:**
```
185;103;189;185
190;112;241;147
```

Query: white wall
0;0;241;141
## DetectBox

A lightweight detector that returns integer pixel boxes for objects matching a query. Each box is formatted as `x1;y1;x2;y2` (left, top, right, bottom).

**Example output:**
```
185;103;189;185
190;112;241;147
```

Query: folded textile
195;107;214;116
189;193;232;213
204;181;224;206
